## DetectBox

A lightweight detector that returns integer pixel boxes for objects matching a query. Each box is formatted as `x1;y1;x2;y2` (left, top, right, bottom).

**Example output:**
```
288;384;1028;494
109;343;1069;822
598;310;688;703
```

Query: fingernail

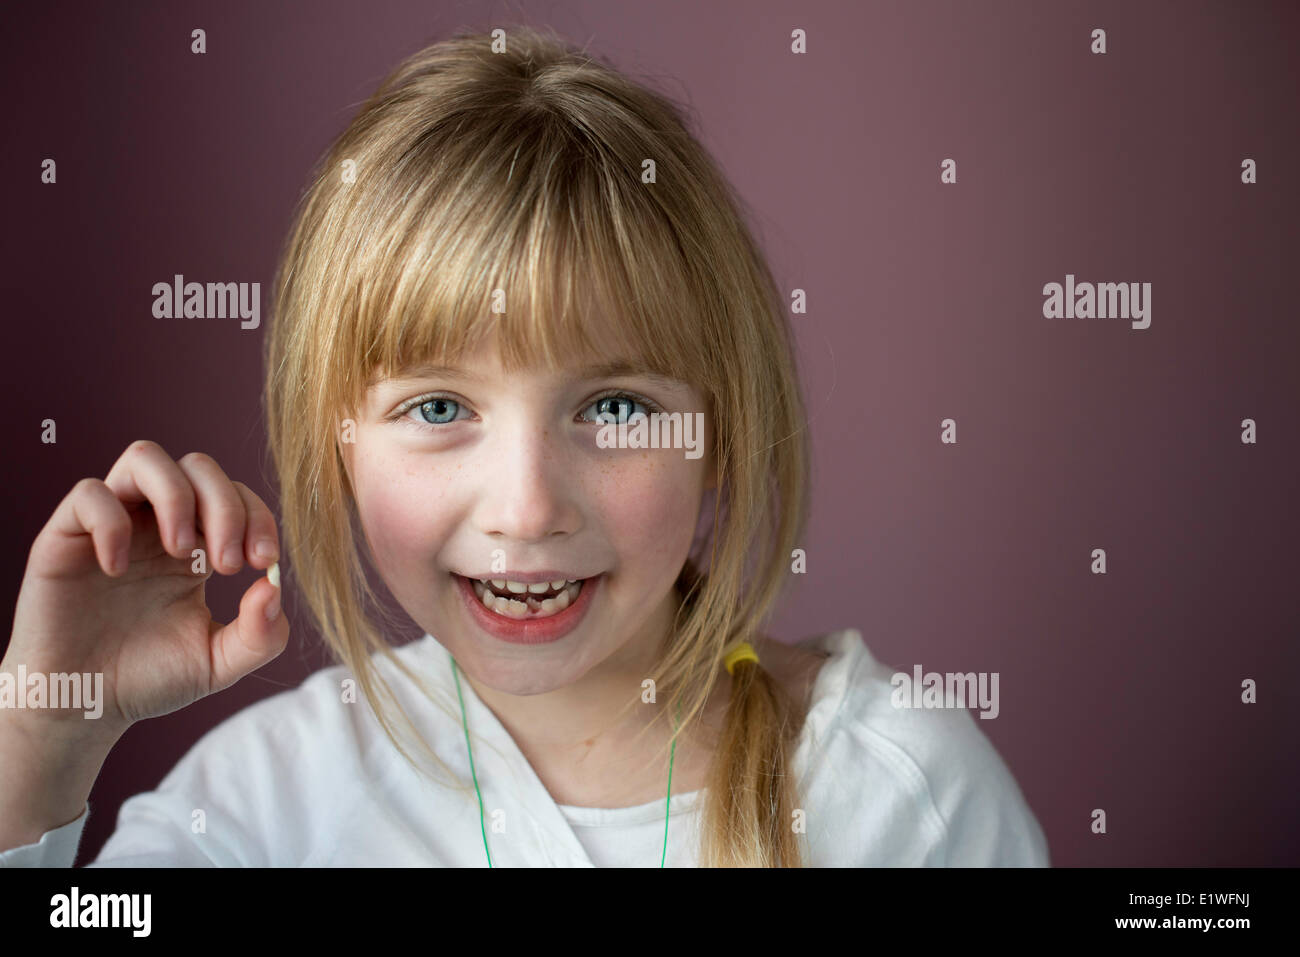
255;540;278;561
267;561;281;588
222;544;243;570
264;591;281;622
177;524;196;552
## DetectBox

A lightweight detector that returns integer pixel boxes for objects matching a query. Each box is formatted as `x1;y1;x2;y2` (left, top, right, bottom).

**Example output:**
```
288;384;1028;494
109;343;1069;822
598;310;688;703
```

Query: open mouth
452;571;602;645
467;577;584;620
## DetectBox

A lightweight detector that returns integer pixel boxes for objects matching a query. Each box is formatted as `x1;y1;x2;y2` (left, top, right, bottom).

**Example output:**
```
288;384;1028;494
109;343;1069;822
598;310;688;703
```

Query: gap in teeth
471;578;582;619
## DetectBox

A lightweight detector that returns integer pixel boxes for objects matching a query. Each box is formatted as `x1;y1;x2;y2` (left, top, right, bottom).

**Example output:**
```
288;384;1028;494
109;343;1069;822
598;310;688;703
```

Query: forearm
0;711;120;851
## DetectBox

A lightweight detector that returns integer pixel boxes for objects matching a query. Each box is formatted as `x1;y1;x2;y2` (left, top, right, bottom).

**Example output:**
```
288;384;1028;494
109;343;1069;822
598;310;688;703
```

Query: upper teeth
483;578;577;594
471;577;583;619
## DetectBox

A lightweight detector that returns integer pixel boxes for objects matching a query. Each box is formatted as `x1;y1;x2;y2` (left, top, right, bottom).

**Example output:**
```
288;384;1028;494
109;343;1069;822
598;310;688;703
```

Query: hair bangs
332;105;715;409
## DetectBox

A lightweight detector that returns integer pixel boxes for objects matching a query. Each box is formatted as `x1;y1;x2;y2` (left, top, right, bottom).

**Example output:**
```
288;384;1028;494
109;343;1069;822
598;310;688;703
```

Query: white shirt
0;629;1049;867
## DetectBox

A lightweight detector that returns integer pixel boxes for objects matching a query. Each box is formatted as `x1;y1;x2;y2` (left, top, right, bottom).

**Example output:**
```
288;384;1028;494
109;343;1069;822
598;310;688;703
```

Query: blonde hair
264;25;811;866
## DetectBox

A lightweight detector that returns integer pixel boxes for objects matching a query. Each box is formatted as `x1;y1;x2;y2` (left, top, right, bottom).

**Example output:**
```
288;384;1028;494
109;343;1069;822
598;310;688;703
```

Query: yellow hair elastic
723;640;760;675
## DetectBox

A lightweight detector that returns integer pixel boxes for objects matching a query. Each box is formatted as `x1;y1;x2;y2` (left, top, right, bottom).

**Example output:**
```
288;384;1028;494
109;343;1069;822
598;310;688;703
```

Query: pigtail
699;652;804;867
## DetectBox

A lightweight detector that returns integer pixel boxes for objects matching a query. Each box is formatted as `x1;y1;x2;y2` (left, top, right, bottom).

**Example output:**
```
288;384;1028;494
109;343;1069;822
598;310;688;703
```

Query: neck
459;584;682;757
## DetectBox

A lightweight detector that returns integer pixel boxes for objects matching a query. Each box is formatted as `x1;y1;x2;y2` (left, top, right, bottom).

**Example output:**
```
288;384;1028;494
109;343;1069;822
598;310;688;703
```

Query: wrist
0;710;120;847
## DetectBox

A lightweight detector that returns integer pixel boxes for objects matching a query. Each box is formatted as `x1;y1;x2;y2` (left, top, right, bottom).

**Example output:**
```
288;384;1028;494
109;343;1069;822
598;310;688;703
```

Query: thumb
209;562;289;693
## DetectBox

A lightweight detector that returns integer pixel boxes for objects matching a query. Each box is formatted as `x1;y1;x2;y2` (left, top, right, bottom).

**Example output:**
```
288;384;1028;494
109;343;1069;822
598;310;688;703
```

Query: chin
453;649;585;696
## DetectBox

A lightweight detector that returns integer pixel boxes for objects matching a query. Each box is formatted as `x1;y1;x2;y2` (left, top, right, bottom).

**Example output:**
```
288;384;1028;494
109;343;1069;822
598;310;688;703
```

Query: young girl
0;27;1048;867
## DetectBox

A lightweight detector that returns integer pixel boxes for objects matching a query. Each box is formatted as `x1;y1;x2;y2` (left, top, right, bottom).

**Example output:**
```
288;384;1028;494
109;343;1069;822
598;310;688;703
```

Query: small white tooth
481;591;497;610
550;579;567;591
553;588;572;611
505;580;528;594
491;579;506;589
539;596;559;614
528;581;551;594
472;580;486;598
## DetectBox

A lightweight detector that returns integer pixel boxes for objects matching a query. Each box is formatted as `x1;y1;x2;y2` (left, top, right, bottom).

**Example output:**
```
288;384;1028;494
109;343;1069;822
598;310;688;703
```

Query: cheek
588;454;704;572
350;446;455;579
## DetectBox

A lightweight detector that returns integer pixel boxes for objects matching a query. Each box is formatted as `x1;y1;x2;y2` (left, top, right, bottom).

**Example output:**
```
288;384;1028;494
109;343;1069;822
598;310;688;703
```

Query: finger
230;480;280;571
35;478;134;577
103;440;198;560
176;453;248;575
208;567;288;693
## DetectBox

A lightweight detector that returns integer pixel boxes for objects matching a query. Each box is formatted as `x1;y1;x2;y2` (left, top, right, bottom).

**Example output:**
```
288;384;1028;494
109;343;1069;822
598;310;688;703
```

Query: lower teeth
470;579;584;619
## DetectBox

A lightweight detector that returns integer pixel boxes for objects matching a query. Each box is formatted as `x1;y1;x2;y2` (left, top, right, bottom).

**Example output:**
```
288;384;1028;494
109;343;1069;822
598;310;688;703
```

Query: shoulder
176;634;449;795
95;637;440;865
179;645;402;775
757;633;832;713
787;628;1050;867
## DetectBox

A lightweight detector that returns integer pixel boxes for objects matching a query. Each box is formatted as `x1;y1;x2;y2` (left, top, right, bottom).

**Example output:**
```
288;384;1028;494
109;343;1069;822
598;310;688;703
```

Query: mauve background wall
2;0;1296;867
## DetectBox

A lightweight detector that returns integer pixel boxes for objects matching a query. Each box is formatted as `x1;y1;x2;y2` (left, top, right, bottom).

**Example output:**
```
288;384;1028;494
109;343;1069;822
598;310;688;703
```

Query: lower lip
453;572;602;645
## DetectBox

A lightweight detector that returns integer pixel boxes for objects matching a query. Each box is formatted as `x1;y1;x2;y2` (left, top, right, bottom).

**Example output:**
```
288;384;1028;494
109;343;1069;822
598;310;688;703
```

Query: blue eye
404;396;464;426
391;389;663;432
583;394;655;424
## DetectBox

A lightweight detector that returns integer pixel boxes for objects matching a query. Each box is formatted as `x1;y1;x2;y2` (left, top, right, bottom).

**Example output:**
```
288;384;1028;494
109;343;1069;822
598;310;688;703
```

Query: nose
471;416;582;545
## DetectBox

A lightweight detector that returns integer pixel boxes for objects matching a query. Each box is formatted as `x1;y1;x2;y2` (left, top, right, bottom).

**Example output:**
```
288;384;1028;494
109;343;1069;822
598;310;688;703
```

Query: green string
451;654;492;867
451;652;680;868
662;694;682;868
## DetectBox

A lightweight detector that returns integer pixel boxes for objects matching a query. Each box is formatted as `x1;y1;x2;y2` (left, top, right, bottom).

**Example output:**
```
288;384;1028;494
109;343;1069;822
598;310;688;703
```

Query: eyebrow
380;361;688;391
